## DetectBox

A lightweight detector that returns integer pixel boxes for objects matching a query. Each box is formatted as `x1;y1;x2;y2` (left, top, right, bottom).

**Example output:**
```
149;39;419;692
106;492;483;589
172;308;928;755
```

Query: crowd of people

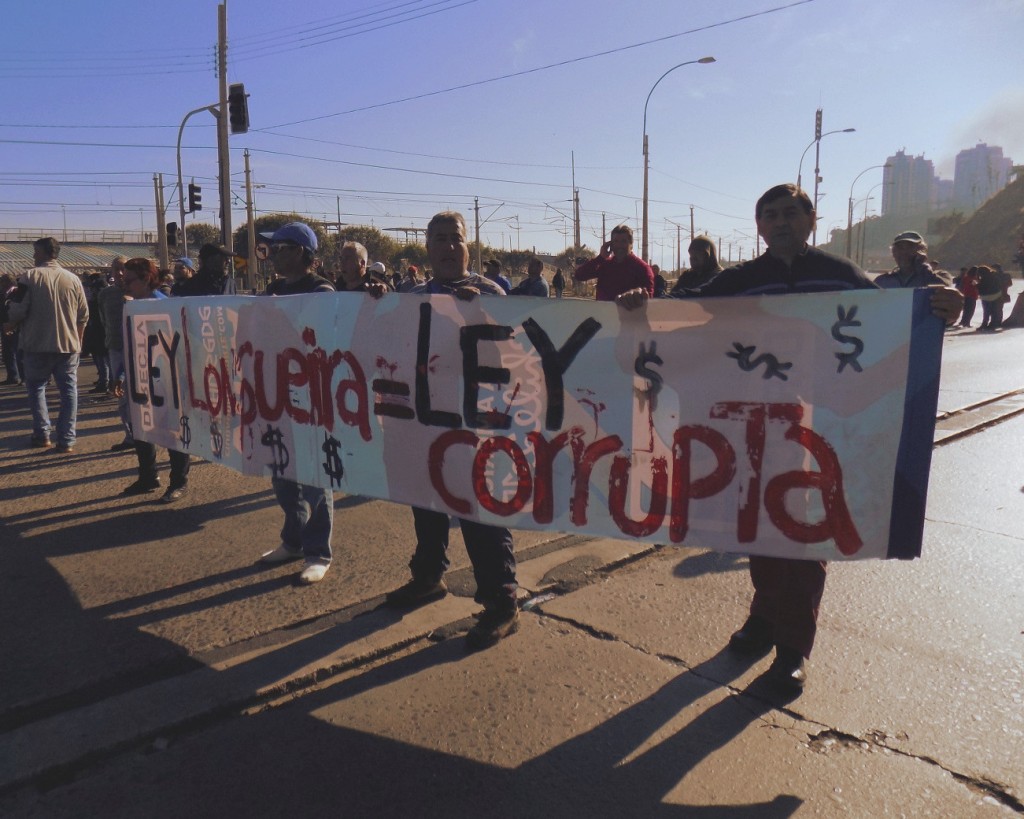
7;180;1009;692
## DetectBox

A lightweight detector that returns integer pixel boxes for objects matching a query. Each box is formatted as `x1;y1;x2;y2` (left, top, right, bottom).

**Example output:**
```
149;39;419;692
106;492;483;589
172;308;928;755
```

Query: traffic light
166;222;179;247
227;83;249;134
188;182;202;212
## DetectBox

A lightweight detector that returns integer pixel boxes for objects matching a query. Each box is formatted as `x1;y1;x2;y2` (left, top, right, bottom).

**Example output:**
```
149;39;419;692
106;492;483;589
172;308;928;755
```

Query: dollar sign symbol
832;305;864;373
261;425;290;478
634;341;664;410
210;421;223;458
179;415;192;448
322;433;344;487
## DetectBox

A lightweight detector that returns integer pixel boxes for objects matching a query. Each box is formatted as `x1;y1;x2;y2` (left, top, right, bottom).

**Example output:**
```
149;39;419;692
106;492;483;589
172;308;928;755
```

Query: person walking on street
4;237;88;452
255;222;338;585
551;268;565;298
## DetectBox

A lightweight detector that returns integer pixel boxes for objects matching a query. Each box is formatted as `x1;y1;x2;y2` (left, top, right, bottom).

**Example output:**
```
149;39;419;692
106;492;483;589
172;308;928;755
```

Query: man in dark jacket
617;184;962;693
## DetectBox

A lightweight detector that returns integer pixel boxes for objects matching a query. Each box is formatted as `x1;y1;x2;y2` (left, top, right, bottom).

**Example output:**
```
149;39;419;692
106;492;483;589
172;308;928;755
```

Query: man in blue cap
255;222;338;584
172;257;195;288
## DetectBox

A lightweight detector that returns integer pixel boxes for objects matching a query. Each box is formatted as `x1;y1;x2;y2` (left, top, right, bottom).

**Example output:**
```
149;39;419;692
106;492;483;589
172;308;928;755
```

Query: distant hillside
932;175;1024;271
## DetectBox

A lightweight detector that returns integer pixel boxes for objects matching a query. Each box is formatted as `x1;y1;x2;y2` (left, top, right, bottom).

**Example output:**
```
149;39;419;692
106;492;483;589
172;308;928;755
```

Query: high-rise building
952;143;1013;211
882;150;936;216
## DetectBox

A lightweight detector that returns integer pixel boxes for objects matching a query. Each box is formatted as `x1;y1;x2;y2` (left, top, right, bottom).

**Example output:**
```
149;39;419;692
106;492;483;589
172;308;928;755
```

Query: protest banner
124;289;943;561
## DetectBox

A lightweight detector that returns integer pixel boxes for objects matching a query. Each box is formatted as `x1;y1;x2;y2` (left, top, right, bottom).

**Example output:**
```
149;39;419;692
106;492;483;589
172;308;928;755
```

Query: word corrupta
428;401;862;555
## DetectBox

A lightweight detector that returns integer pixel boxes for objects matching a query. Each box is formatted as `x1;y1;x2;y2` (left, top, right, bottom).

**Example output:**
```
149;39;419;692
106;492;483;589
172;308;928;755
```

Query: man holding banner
383;211;521;652
618;183;963;692
255;222;339;585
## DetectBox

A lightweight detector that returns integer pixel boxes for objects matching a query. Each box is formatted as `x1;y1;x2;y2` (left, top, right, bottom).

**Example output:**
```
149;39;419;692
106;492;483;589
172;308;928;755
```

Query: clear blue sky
3;0;1022;267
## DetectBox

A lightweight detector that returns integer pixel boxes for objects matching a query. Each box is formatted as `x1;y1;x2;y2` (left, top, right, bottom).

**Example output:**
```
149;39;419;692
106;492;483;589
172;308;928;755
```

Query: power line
266;0;815;128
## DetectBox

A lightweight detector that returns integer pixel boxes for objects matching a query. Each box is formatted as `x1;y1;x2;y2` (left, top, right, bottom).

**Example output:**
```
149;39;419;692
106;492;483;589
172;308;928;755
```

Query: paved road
0;306;1022;817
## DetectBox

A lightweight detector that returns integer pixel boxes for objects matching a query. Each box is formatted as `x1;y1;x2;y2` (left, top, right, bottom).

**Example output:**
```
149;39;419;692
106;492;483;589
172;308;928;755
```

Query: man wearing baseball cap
875;231;950;289
255;222;338;584
482;258;511;293
172;243;231;297
172;257;195;285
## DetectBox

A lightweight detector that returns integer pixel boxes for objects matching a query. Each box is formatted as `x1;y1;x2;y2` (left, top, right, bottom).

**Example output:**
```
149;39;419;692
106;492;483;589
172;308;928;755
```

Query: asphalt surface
0;311;1022;817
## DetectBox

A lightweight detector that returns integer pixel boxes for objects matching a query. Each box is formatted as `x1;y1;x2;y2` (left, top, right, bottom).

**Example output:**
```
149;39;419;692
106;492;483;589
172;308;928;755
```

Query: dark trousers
408;507;517;609
748;555;827;659
959;297;977;326
134;442;191;488
981;299;1004;328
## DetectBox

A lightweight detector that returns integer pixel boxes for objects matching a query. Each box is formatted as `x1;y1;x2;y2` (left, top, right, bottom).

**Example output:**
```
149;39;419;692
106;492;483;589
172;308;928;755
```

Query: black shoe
123;478;161;496
110;440;135;452
160;485;187;503
728;615;774;656
90;382;108;393
384;578;448;610
767;647;807;691
2;377;18;385
466;605;519;652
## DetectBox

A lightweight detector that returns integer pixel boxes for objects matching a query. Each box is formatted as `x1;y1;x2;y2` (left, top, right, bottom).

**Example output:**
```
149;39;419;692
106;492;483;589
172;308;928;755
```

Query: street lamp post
642;56;715;263
847;164;891;259
177;104;219;259
796;123;854;245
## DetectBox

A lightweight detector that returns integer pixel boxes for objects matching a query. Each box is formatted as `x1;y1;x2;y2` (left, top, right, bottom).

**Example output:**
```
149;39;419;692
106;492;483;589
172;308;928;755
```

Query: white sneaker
298;562;329;584
260;544;303;564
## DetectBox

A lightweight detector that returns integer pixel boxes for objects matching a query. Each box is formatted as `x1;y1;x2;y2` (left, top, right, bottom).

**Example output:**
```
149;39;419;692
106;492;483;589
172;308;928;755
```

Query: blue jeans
92;352;110;388
272;478;334;564
23;351;79;446
409;507;517;609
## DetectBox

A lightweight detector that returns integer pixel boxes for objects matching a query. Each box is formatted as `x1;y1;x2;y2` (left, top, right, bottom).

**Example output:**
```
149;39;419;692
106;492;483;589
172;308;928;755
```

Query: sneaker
110;439;135;452
260;544;304;564
298;562;329;584
466;605;519;652
122;478;161;496
384;578;448;610
160;485;187;504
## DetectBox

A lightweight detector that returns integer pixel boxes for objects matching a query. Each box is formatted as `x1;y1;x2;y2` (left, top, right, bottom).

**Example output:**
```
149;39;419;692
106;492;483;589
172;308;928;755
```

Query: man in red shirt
573;224;654;302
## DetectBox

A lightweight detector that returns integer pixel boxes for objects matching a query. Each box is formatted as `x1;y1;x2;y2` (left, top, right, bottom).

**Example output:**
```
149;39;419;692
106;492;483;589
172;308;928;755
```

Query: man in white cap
255;222;338;584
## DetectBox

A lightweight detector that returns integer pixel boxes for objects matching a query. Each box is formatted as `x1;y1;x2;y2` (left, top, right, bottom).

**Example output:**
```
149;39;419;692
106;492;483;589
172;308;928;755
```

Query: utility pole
244;150;256;291
574;189;581;251
474;197;481;273
216;3;232;250
154;173;169;270
689;205;695;240
676;223;681;273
